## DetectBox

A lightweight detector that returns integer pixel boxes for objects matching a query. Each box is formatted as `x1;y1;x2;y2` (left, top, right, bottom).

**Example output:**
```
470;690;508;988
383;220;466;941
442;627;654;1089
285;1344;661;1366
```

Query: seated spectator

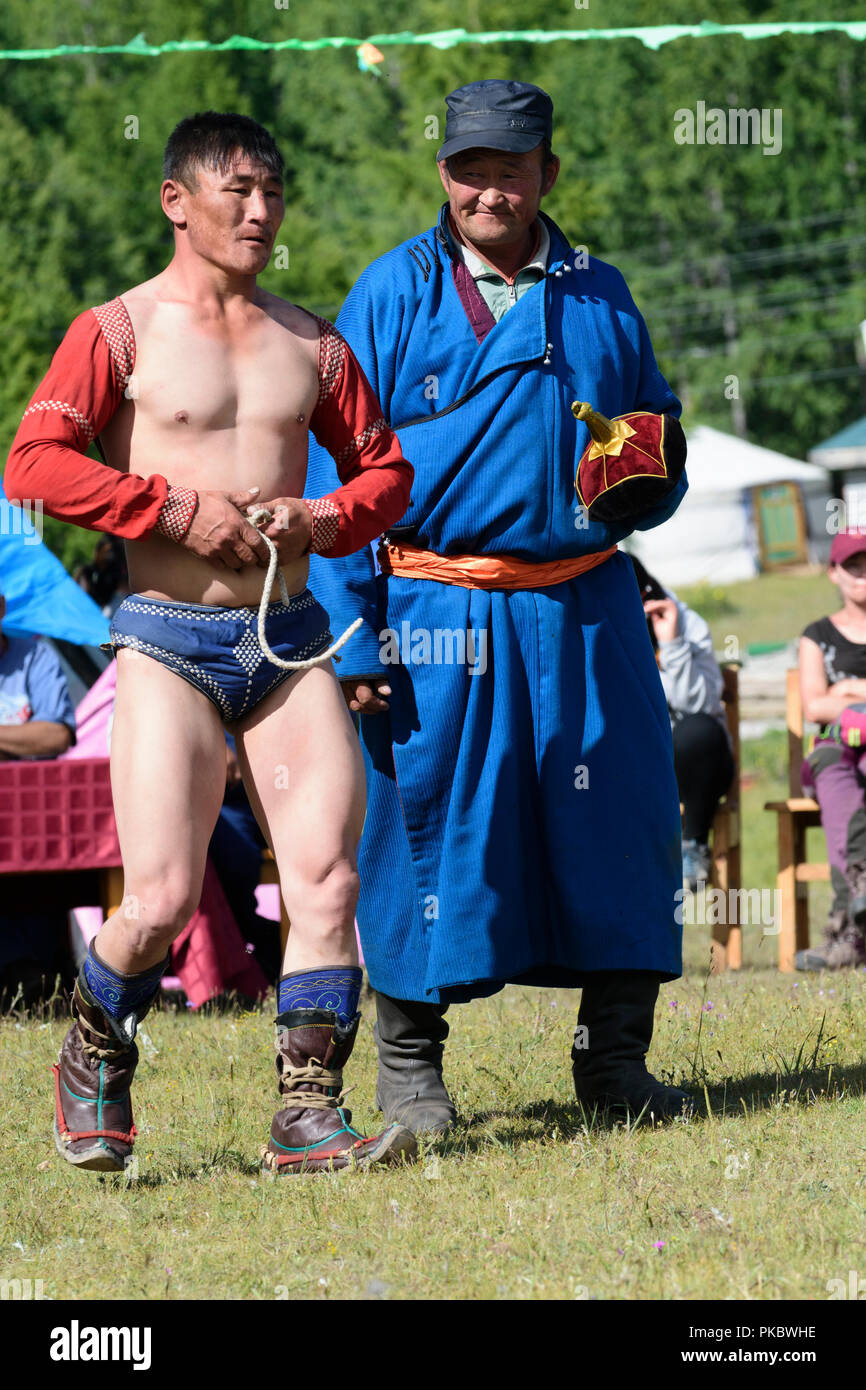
630;556;735;890
0;578;77;1003
796;530;866;971
0;582;76;760
74;534;129;617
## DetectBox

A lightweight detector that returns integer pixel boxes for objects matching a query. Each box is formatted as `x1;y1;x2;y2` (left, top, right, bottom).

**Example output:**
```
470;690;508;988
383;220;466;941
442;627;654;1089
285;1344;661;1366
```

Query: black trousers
671;712;735;844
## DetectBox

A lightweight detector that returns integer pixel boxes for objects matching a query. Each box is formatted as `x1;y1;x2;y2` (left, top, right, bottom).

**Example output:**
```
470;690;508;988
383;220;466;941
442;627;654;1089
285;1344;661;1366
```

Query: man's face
163;154;285;276
438;145;559;251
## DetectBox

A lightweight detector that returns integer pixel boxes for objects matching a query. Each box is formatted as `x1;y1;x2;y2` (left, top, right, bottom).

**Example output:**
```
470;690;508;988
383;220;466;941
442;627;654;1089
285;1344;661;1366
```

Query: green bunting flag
1;21;865;63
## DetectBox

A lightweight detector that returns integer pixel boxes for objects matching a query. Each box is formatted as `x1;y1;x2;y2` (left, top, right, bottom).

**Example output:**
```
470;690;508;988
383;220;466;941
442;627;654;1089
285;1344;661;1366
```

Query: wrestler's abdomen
101;291;319;606
123;535;311;607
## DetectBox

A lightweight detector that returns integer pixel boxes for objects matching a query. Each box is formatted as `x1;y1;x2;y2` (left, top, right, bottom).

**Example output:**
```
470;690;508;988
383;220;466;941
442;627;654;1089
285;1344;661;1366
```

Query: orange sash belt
378;542;618;591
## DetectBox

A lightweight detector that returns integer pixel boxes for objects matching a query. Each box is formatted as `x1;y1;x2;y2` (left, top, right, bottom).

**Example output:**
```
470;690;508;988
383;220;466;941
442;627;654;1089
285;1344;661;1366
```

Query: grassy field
678;567;838;652
2;733;864;1303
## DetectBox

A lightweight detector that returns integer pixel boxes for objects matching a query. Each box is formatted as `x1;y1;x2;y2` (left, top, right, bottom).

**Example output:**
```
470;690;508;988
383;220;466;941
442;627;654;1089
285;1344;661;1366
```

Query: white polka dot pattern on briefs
22;399;95;443
305;497;341;554
110;593;332;720
92;298;135;390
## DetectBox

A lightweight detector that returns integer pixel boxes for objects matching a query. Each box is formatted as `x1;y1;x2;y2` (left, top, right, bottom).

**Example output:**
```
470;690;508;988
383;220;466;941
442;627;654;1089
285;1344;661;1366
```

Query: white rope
247;506;362;671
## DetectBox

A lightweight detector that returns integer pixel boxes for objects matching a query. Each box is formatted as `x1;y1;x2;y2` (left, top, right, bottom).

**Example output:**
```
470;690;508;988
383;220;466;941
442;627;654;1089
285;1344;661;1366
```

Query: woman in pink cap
798;530;866;969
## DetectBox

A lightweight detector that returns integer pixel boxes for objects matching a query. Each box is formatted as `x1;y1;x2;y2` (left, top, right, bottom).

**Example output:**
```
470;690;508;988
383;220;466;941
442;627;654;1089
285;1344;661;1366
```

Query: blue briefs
108;589;333;723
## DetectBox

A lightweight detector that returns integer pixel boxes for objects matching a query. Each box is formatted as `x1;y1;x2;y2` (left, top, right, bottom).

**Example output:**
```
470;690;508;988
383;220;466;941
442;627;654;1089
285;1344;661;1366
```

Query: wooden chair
707;662;743;972
764;669;829;971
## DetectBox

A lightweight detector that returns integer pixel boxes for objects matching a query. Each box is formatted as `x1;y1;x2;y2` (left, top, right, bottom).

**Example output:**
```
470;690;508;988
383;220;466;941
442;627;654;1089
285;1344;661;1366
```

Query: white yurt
625;425;832;587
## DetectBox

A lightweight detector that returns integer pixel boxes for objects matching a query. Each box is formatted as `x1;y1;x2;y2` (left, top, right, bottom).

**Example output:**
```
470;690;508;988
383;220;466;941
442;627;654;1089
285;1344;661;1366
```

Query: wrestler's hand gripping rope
247;506;362;671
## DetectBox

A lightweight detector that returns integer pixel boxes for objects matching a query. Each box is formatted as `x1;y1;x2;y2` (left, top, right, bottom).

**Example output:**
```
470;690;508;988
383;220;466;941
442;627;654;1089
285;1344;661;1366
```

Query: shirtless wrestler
5;112;416;1176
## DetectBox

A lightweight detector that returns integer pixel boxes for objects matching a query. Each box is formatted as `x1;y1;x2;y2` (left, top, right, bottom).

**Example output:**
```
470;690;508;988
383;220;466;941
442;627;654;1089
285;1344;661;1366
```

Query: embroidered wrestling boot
795;909;866;970
261;1008;418;1175
52;970;141;1172
374;992;457;1134
572;971;694;1123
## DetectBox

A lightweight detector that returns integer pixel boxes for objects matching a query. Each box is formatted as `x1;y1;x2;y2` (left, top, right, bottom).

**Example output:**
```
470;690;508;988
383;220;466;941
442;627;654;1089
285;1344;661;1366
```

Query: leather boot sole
261;1122;418;1176
53;1118;130;1172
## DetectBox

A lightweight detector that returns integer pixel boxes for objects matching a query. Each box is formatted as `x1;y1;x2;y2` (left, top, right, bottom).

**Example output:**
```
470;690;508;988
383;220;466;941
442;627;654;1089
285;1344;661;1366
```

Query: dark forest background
2;0;865;567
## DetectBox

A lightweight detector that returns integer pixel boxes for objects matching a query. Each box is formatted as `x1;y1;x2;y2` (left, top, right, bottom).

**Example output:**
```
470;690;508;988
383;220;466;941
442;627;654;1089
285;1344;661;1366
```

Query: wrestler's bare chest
99;289;320;605
101;293;319;492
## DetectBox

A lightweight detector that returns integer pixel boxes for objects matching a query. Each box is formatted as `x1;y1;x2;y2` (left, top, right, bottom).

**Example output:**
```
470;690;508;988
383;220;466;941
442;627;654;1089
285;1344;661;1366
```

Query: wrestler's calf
279;858;360;963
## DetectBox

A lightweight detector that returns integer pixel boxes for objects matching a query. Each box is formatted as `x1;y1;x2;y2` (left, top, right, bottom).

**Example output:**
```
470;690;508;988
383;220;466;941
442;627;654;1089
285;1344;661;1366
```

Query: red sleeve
305;317;413;558
4;300;169;539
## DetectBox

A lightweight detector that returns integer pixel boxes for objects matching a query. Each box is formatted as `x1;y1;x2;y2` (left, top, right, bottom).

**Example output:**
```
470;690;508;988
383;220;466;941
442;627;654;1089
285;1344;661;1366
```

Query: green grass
678;569;838;653
1;734;864;1301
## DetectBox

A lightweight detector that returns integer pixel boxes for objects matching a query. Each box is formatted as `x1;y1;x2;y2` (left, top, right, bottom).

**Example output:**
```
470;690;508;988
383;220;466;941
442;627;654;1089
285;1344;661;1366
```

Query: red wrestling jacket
4;297;413;557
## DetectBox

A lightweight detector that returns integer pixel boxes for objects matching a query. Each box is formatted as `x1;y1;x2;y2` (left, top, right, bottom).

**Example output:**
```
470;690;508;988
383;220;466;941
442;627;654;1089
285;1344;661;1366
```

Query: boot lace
278;1059;355;1110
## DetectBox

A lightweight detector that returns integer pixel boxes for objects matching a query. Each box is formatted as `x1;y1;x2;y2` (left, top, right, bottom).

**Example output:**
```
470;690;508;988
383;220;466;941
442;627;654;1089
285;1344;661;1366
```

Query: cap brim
832;547;866;564
436;131;544;161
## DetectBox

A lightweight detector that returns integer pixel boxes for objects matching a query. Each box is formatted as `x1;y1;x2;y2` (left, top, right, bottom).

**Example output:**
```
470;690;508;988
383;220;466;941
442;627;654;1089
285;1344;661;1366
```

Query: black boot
572;971;693;1123
373;992;457;1134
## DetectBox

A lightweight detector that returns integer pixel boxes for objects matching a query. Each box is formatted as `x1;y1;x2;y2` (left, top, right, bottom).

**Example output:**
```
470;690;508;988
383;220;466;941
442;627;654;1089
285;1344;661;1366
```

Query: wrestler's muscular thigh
95;648;228;973
235;663;366;973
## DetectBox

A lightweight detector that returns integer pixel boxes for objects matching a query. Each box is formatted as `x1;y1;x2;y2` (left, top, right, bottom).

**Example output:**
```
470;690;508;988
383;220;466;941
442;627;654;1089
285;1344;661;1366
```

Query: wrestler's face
163;154;285;276
438;145;559;252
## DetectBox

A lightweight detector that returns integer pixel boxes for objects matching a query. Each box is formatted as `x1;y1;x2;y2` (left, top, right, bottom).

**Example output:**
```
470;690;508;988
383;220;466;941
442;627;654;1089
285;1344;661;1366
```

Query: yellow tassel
571;400;636;459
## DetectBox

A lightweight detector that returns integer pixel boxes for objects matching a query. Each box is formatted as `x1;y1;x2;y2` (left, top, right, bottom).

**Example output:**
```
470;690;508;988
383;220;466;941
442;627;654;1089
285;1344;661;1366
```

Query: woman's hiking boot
795;909;866;970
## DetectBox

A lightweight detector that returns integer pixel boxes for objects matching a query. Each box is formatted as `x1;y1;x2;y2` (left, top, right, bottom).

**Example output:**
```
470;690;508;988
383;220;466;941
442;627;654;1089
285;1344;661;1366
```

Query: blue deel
305;205;689;1003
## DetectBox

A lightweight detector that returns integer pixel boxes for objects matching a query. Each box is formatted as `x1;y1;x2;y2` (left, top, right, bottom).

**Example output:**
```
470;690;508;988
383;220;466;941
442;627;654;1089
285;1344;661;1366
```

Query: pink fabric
61;659;116;761
255;883;281;922
0;757;120;872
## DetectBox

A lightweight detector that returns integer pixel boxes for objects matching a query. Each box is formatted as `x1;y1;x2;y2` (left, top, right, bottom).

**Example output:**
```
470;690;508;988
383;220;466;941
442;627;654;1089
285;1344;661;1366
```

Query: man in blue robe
306;80;692;1129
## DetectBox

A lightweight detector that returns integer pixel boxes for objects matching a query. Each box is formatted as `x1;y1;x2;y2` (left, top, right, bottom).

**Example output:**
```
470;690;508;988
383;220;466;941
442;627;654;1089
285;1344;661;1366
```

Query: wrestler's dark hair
163;111;284;189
